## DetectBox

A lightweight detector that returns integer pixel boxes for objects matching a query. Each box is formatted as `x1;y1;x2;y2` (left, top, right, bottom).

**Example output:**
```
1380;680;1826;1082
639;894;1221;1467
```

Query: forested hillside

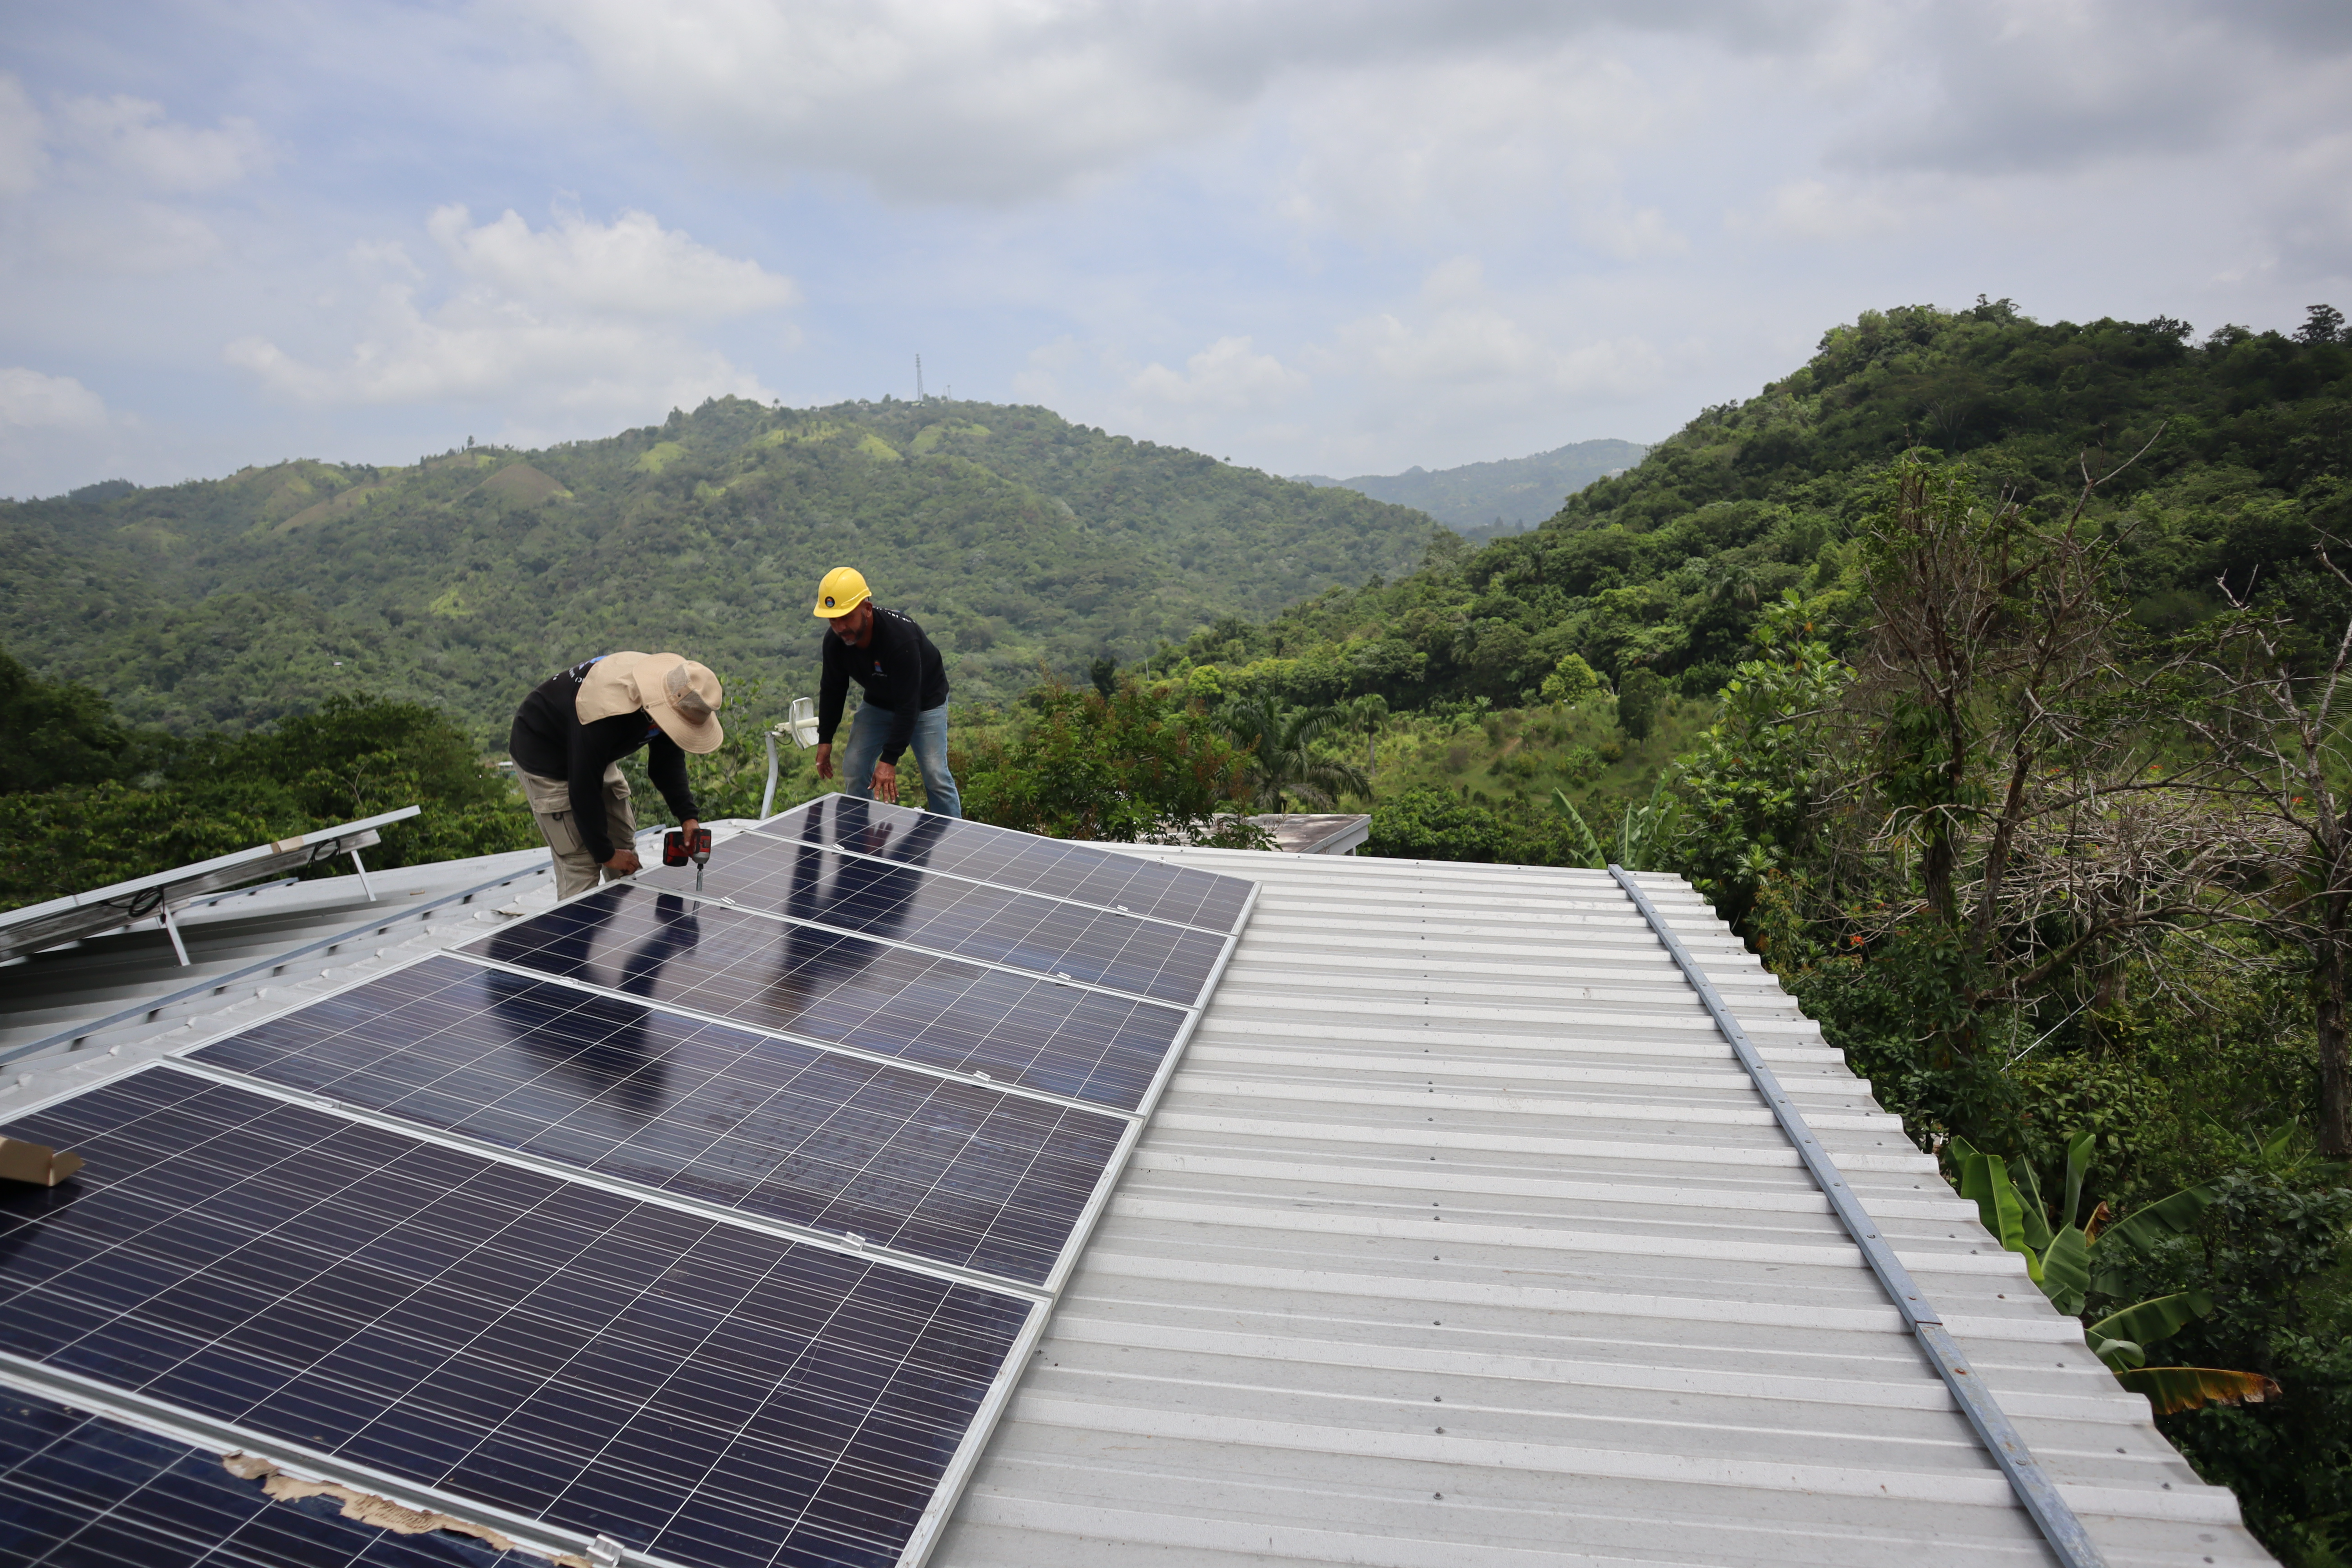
0;397;1437;737
1294;436;1648;540
1165;298;2351;716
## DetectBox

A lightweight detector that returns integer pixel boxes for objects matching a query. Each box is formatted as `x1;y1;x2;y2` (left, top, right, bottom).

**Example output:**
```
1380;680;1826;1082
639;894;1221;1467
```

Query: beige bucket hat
574;652;725;753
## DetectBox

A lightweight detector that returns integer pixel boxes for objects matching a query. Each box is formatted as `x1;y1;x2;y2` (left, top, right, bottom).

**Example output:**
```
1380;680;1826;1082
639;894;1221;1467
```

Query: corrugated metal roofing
935;848;2273;1568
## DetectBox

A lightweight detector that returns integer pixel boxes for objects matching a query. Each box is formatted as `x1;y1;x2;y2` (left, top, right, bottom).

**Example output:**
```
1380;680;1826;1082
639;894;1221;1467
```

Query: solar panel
0;1067;1038;1568
639;832;1227;1007
0;807;421;965
761;797;1252;935
466;886;1187;1112
0;1392;522;1566
187;955;1129;1286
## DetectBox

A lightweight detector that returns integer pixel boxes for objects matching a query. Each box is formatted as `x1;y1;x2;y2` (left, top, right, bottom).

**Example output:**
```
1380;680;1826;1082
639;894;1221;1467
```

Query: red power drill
662;827;713;892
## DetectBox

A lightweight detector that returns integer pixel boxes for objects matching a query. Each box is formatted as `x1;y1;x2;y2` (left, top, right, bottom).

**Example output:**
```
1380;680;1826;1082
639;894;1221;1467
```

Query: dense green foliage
0;662;541;909
1155;298;2352;717
1;397;1437;740
952;680;1266;846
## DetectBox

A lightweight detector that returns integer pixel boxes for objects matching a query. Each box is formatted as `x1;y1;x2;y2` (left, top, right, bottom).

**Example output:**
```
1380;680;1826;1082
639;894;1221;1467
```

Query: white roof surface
935;847;2272;1568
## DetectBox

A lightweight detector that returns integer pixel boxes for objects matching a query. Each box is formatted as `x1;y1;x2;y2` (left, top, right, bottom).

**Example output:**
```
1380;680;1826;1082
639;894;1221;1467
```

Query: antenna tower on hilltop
915;354;925;401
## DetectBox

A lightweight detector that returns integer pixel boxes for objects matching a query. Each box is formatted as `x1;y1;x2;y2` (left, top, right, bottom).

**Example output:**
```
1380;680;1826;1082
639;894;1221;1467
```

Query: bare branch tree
2172;543;2352;1156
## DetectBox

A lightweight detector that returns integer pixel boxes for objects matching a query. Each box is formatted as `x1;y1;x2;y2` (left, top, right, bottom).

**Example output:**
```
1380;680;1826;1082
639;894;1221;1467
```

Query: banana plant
1948;1132;2280;1414
1553;775;1679;871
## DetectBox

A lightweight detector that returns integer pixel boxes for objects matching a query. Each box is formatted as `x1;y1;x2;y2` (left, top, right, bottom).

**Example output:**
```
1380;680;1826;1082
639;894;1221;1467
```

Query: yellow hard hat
813;566;871;618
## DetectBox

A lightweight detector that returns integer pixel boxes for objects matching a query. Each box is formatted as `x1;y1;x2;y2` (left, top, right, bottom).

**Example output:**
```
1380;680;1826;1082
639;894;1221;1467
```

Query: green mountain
1168;299;2352;712
1293;437;1650;541
0;397;1439;739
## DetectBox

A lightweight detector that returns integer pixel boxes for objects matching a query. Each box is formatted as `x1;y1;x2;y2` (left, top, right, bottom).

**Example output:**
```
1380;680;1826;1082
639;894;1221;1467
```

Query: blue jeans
840;701;961;817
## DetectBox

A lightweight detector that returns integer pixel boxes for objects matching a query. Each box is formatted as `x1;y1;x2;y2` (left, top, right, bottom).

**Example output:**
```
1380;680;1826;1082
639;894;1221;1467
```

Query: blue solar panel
763;797;1252;935
0;1068;1036;1568
0;1392;522;1567
466;886;1186;1112
639;832;1226;1006
189;955;1127;1285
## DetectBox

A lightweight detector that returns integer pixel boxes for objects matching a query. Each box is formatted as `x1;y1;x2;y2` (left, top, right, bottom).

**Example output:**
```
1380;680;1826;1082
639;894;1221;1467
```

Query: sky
1;0;2347;498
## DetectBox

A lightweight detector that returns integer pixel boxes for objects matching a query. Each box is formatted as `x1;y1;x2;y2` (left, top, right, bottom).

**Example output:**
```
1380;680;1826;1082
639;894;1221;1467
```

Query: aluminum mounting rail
1608;865;2104;1568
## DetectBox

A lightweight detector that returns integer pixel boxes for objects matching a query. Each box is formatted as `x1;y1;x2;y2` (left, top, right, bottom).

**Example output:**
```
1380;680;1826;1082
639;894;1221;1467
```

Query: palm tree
1219;696;1371;811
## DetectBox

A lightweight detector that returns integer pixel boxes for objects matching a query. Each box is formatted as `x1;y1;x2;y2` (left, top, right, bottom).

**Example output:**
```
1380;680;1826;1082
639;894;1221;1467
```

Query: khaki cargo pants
517;764;636;900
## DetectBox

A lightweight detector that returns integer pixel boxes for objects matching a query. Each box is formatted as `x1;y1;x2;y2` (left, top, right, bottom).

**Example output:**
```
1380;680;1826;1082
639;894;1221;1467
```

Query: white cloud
52;93;270;192
1128;336;1307;411
0;75;44;196
224;206;791;428
0;367;109;430
425;203;798;318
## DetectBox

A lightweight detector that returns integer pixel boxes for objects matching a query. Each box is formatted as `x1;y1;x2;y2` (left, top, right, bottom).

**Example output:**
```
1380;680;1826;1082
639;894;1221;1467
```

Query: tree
956;678;1265;845
1217;695;1370;811
1539;653;1605;706
2182;548;2352;1157
1616;666;1668;740
1836;452;2229;1066
2294;304;2344;347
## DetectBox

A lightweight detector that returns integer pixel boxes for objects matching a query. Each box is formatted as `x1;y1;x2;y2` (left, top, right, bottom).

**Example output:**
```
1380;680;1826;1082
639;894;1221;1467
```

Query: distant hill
1169;299;2352;716
0;397;1440;738
1294;438;1650;541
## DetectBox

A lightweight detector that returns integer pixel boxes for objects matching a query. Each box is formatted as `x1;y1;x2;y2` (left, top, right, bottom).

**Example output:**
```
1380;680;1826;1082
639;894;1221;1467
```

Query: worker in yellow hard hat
811;566;961;816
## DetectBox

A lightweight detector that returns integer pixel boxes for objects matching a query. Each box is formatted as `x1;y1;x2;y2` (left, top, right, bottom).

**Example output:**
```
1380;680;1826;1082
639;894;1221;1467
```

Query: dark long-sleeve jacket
509;657;698;863
816;608;949;764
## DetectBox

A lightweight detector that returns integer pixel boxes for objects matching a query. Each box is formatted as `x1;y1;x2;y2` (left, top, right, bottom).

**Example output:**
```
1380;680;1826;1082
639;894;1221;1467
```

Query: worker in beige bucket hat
506;652;725;898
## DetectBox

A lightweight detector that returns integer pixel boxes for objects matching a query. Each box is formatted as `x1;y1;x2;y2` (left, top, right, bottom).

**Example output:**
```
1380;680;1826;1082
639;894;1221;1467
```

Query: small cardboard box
0;1138;82;1187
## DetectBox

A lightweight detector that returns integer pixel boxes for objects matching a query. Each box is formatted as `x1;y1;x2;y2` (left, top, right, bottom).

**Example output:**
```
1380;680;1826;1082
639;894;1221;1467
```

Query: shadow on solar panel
639;829;1226;1007
760;797;1252;935
466;886;1184;1112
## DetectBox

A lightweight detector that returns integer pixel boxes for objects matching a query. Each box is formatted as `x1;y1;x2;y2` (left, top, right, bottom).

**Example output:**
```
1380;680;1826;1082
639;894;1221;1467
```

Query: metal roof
0;828;2275;1565
934;846;2274;1567
1247;813;1372;855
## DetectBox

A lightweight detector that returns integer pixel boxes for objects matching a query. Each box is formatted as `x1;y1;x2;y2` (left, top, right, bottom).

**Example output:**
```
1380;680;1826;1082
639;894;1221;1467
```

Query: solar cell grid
466;886;1184;1112
0;1069;1035;1568
762;797;1251;935
639;833;1224;1007
187;956;1126;1285
0;1393;520;1566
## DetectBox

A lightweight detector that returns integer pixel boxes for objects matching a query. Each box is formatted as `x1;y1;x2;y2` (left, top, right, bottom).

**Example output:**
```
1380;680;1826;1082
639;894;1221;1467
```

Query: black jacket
509;657;698;863
817;608;949;764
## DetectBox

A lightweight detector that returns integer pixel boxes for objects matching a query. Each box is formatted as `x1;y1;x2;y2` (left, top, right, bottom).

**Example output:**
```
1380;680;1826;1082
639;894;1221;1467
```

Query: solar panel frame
0;1065;1049;1568
174;955;1140;1290
635;835;1229;1008
755;797;1253;936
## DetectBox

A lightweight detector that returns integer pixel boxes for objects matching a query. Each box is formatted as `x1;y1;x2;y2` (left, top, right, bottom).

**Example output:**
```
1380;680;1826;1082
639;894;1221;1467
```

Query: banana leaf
2104;1181;2222;1252
2061;1129;2093;1231
1552;790;1607;869
2089;1290;2212;1354
1957;1151;2036;1265
2092;1338;2146;1372
2007;1155;2056;1252
2036;1225;2091;1316
2115;1367;2282;1416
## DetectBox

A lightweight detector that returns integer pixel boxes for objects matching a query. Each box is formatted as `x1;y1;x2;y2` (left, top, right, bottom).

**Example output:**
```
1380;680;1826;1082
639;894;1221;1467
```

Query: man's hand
604;849;643;876
681;817;700;845
814;742;834;781
871;760;898;804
